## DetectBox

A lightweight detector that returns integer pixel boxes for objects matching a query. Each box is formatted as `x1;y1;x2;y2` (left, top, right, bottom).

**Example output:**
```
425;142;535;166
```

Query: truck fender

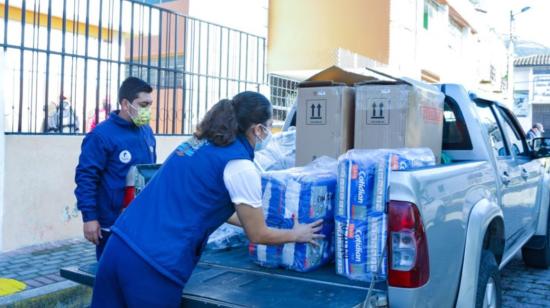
534;172;550;236
455;198;504;308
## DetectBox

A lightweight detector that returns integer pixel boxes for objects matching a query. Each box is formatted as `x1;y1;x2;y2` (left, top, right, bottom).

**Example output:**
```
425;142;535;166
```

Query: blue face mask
255;125;272;152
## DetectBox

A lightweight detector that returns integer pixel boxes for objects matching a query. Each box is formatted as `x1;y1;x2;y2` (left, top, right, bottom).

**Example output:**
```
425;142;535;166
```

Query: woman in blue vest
91;91;324;307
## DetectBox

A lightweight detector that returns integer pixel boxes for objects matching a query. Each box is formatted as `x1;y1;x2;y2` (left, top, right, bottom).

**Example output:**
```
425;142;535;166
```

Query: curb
0;281;91;307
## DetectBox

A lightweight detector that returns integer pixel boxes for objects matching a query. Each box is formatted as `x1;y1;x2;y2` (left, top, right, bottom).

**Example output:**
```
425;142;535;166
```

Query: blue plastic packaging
335;148;435;281
249;157;338;272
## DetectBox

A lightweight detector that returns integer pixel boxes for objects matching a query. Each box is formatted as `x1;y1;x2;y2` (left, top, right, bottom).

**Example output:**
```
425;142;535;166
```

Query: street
502;252;550;307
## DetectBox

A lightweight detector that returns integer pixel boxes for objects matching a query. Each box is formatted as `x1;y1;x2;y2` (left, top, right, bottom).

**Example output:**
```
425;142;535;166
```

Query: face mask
254;125;272;152
129;103;151;126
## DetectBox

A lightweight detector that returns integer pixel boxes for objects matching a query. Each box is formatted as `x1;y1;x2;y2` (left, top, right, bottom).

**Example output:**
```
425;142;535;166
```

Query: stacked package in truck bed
335;148;435;281
249;157;337;272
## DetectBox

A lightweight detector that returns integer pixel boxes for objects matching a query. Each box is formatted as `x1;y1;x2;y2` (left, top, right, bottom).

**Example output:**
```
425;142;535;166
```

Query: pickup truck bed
60;247;388;307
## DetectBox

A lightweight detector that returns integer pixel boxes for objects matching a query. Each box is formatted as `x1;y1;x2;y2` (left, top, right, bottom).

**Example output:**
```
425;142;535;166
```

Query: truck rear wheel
475;249;502;308
522;214;550;268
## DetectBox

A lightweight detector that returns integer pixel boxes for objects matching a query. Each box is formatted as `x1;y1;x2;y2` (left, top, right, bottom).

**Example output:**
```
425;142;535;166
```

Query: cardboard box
354;79;444;162
295;66;378;166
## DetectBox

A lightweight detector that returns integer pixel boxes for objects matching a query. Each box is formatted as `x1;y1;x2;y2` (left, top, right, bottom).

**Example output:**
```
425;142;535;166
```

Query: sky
485;0;550;47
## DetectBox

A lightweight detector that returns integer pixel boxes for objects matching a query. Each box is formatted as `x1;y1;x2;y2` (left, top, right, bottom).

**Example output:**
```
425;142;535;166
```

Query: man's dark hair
118;77;153;104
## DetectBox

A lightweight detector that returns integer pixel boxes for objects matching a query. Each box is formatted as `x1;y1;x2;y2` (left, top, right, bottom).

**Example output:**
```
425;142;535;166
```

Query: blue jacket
75;111;156;227
112;135;254;286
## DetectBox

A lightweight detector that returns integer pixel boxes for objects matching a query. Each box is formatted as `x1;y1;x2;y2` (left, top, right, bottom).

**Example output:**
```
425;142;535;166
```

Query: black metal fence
1;0;267;134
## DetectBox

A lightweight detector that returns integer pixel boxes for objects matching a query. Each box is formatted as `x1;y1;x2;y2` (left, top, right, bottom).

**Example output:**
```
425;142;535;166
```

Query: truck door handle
521;168;529;180
501;172;511;185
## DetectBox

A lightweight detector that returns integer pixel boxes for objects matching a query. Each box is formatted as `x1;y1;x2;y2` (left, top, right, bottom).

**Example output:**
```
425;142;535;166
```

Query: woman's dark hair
194;91;272;146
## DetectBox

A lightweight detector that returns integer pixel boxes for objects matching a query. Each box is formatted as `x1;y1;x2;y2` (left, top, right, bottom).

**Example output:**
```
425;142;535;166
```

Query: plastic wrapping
387;148;436;170
249;157;337;272
206;223;248;251
254;129;296;171
335;216;387;281
335;148;435;281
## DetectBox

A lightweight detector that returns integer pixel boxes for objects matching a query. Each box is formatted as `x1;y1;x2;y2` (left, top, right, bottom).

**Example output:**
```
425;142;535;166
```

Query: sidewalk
0;239;95;298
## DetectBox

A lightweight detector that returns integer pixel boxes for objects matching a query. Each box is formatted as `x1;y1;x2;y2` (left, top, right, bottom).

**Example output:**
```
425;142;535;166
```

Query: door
495;106;543;239
473;102;529;249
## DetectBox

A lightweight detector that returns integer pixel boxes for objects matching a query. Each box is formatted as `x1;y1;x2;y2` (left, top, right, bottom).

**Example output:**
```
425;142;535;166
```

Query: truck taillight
388;201;429;288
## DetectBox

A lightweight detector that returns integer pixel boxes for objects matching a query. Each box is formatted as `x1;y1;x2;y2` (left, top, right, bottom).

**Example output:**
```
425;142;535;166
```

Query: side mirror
532;137;550;158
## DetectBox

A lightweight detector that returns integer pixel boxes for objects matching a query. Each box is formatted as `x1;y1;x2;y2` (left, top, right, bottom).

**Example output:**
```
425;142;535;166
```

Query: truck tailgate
61;247;387;307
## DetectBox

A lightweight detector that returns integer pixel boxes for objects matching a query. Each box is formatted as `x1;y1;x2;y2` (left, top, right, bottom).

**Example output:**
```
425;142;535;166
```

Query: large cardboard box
295;66;379;166
296;82;354;166
354;79;444;162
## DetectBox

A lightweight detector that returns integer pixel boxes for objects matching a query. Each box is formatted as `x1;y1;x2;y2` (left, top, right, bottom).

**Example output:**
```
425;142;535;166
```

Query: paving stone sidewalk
0;239;95;293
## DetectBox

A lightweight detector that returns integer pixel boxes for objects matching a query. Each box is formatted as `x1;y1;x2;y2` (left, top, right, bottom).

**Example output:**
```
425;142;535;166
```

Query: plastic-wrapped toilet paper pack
335;148;434;281
249;157;338;272
248;243;282;268
336;148;435;219
335;216;387;281
279;221;335;272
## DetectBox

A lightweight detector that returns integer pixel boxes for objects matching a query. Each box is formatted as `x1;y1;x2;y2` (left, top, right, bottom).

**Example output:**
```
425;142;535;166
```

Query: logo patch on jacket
176;138;208;157
119;150;132;163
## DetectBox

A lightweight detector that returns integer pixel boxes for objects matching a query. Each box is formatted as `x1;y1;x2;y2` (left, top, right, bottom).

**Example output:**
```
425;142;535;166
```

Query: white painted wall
514;67;531;92
188;0;268;37
0;50;6;251
389;0;507;97
514;66;534;132
1;135;186;252
388;0;421;79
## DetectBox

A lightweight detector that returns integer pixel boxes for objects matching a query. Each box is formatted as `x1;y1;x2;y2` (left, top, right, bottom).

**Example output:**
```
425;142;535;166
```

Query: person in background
90;91;324;307
87;98;112;132
43;96;80;133
75;77;157;260
527;122;544;141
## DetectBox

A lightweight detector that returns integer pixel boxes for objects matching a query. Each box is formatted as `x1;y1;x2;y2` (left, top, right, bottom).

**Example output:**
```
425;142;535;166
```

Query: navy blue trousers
96;229;112;260
91;234;183;308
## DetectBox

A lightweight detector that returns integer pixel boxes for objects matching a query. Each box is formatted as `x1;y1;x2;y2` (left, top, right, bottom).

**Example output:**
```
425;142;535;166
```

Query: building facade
267;0;508;101
514;54;550;133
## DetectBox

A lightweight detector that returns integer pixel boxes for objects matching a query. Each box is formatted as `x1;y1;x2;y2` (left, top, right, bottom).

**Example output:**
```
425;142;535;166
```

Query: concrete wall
1;135;186;252
0;51;6;251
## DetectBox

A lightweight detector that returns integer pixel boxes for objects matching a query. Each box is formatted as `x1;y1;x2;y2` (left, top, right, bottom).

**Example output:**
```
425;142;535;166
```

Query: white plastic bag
254;129;296;172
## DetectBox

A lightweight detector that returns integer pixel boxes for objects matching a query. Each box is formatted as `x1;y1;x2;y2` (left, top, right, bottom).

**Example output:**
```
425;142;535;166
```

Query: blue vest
112;135;254;286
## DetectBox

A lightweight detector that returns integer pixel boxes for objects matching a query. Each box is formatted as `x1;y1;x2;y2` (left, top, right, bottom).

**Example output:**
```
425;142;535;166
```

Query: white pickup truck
62;83;550;308
282;83;550;307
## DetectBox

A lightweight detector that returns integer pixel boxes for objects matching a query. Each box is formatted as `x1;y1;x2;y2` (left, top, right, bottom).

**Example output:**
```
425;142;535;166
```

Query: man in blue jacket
75;77;157;259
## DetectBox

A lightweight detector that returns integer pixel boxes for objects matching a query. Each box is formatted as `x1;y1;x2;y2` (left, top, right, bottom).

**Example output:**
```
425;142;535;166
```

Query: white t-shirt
223;159;262;208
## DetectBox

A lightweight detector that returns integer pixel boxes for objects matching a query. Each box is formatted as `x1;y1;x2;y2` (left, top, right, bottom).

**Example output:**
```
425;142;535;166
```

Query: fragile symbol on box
306;99;327;125
366;98;390;125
